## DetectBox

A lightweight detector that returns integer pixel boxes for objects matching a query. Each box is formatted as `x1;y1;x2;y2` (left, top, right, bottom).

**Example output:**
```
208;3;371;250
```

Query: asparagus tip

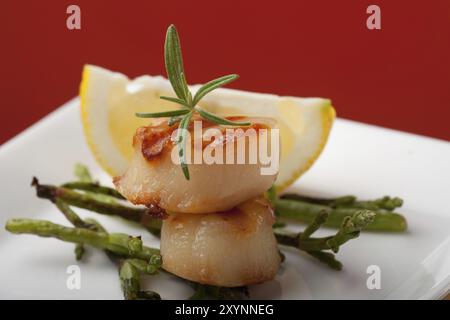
31;176;39;187
31;177;57;202
5;218;21;233
149;254;162;268
128;236;143;254
75;244;85;261
352;210;376;229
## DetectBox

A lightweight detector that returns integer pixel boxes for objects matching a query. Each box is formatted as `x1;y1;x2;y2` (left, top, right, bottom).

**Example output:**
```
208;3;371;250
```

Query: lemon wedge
80;65;335;191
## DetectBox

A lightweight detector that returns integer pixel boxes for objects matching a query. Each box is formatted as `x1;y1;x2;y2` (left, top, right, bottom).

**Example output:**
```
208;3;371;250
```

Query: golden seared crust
133;116;273;162
134;123;176;161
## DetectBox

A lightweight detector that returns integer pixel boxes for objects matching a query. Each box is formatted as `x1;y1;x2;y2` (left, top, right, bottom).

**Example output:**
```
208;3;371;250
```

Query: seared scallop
160;196;280;287
114;116;279;213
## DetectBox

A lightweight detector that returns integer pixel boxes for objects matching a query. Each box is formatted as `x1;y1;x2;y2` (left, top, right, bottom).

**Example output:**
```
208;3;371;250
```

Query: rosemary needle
136;24;250;180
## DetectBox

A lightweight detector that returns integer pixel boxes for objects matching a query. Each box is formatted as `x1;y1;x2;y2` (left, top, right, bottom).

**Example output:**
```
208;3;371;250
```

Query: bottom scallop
160;196;280;287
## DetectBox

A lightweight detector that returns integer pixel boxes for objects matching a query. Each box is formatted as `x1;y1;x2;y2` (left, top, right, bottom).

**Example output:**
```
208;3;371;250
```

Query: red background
1;0;449;144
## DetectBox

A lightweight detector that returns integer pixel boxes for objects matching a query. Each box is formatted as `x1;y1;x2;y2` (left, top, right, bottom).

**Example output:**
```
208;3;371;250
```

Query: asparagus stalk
281;194;403;211
299;210;328;240
5;218;248;300
307;251;342;270
274;210;375;270
5;219;160;260
55;198;94;230
74;163;94;183
119;259;162;300
275;198;407;232
71;163;124;205
62;182;125;200
6;210;164;299
55;199;92;260
32;177;162;234
275;210;375;252
65;164;121;260
55;195;164;299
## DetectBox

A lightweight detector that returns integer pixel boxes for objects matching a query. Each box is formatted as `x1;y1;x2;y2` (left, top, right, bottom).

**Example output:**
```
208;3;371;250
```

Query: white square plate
1;98;449;299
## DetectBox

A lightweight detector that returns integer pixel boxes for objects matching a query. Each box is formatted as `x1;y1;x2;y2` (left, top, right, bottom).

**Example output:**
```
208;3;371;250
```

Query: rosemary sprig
135;109;190;118
178;111;194;180
136;24;250;180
